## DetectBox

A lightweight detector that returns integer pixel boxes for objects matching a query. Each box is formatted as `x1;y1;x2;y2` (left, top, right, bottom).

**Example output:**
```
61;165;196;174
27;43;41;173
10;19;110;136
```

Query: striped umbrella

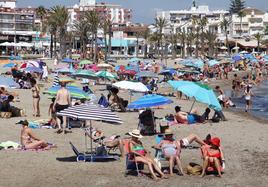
57;103;122;124
57;103;122;161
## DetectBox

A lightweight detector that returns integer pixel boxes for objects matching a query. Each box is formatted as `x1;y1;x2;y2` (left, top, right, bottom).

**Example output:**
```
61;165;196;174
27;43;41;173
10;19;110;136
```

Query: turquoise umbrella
43;86;90;100
96;71;116;80
73;69;98;80
168;80;222;111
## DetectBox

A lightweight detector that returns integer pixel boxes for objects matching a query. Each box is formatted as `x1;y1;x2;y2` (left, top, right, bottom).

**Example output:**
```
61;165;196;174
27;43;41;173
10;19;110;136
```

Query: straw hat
129;129;143;139
164;129;173;135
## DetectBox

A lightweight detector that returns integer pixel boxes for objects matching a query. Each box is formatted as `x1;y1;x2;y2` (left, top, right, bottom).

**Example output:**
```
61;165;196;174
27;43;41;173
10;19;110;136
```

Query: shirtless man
53;82;71;134
174;106;209;124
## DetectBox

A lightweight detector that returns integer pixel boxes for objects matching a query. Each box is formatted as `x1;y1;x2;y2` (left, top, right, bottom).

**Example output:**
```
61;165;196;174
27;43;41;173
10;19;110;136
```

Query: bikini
162;142;177;157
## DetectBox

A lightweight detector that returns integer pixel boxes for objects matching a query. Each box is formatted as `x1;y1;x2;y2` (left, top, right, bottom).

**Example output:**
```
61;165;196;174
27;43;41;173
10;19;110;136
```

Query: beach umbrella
56;67;75;74
232;54;243;62
239;51;248;54
24;67;43;73
106;58;117;64
119;70;137;76
97;63;113;69
136;71;158;78
0;76;20;88
115;65;125;72
159;68;177;75
95;71;116;80
168;80;222;111
43;85;89;100
20;61;39;69
127;94;173;109
79;60;93;66
129;57;141;63
208;60;220;67
3;63;16;68
59;77;75;83
112;81;149;93
57;103;122;161
73;69;98;80
62;58;76;63
88;64;100;72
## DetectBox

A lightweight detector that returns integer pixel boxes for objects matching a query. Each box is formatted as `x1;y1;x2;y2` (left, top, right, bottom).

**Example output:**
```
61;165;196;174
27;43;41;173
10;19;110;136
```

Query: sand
0;59;268;187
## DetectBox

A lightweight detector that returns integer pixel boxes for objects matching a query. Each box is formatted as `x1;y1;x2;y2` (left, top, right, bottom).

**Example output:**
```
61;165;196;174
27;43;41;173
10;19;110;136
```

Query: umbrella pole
189;99;196;113
90;120;93;162
85;120;88;153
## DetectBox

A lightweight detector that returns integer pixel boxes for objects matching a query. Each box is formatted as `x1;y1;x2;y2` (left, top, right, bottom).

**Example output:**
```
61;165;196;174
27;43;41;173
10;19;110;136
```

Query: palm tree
140;28;150;58
237;10;246;36
265;25;268;35
177;28;186;58
148;32;159;55
186;30;195;57
205;30;217;57
101;18;112;60
84;10;100;63
73;16;88;58
134;31;142;57
36;6;47;33
155;17;168;58
199;17;208;56
49;6;69;58
229;0;246;14
254;33;263;52
43;11;57;58
261;39;268;54
220;17;231;56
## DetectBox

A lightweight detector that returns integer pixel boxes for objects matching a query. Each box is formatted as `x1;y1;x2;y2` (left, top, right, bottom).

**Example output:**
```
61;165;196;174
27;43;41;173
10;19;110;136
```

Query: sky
17;0;267;23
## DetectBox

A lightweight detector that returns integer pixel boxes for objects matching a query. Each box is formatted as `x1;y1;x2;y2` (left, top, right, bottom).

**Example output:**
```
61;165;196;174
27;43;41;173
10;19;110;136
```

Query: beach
0;59;268;187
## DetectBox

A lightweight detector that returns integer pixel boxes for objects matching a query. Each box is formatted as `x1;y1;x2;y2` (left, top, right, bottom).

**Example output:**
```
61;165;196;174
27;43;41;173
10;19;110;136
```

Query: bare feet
200;173;205;178
160;175;169;179
153;177;160;181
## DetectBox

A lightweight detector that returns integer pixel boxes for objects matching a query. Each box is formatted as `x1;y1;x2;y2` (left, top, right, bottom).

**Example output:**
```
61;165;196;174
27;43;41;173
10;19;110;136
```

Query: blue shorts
187;114;197;124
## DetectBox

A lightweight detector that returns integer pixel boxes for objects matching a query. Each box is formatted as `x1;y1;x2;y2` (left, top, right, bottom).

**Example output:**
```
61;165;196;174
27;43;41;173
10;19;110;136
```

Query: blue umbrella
62;58;76;63
232;54;243;62
181;58;204;68
0;76;20;88
3;63;15;68
24;67;43;73
208;60;220;67
129;57;141;63
168;80;222;111
127;94;173;109
159;68;177;75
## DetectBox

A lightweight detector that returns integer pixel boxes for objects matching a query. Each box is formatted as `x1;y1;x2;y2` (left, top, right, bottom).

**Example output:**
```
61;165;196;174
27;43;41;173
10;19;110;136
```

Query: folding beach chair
123;139;144;177
69;141;119;162
138;109;156;135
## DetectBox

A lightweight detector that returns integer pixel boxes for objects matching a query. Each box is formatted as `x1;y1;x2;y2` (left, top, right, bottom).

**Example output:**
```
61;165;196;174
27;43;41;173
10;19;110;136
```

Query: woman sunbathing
155;129;184;176
200;137;225;177
20;120;51;150
129;129;168;181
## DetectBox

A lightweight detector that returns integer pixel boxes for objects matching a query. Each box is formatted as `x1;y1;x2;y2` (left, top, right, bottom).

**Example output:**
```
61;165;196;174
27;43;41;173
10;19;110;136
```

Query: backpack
98;95;109;108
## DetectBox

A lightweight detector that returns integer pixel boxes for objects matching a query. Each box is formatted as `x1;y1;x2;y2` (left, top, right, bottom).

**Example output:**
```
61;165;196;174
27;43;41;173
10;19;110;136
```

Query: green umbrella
79;60;93;66
95;71;116;80
73;69;98;80
43;86;90;100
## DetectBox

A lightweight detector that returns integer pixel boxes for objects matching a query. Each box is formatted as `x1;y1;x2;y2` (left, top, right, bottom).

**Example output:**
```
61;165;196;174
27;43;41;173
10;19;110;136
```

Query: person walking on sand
244;84;254;112
30;79;40;117
53;82;71;134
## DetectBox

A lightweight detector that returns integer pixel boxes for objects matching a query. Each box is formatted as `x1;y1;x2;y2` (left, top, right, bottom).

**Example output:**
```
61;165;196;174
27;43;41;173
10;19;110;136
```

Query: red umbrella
119;70;137;76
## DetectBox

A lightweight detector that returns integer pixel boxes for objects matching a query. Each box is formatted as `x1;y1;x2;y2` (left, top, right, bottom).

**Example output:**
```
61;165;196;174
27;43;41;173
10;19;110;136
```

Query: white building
231;7;268;37
79;0;95;7
0;0;16;9
156;4;229;35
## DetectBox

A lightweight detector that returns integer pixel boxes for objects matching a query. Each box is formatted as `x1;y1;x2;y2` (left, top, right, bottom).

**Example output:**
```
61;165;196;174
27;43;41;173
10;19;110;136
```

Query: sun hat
164;129;173;135
210;137;220;147
129;129;143;139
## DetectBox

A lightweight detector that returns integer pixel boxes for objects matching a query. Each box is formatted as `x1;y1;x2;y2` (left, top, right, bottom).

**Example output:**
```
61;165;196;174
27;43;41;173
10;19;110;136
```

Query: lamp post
13;9;17;56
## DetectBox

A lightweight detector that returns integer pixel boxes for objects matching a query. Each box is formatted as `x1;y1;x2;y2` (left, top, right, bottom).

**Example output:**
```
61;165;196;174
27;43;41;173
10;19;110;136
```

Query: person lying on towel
174;106;210;124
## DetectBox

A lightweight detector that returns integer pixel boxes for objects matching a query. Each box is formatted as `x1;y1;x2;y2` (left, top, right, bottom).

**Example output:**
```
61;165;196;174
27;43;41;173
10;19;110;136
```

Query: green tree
101;18;112;60
186;29;195;57
36;6;47;33
84;10;100;63
238;10;246;36
155;17;168;58
220;16;231;56
140;28;150;58
229;0;246;14
177;28;186;58
265;25;268;35
73;14;89;58
254;33;263;52
261;39;268;54
49;6;69;58
205;30;217;57
199;17;208;56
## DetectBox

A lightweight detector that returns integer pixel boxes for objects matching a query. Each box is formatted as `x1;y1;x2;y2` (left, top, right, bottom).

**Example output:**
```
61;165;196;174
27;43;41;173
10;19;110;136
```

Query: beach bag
98;95;109;108
186;163;202;175
96;146;107;156
0;112;12;118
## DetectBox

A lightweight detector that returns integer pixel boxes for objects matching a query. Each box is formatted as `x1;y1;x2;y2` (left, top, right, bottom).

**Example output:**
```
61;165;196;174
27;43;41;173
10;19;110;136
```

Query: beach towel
0;141;20;150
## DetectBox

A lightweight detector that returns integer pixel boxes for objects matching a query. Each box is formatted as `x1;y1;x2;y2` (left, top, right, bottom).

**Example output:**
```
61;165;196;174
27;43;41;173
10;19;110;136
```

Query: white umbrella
112;81;149;93
97;64;113;69
0;42;13;46
220;46;228;50
16;42;33;47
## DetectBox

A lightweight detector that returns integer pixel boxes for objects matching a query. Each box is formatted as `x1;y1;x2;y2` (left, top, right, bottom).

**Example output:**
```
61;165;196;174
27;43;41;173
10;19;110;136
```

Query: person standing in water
244;84;254;112
53;82;71;134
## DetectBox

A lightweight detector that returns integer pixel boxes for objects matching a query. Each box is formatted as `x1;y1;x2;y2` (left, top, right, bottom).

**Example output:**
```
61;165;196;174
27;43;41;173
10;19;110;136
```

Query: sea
229;80;268;120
